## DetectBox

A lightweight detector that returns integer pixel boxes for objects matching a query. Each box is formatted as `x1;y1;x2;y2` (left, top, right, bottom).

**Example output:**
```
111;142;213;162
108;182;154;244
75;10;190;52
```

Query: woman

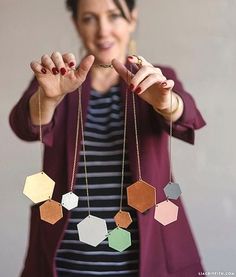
9;0;206;276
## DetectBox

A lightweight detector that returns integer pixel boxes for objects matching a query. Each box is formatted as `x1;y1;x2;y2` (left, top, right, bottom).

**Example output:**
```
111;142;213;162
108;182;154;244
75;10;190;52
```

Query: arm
9;77;56;146
153;66;206;144
9;53;95;146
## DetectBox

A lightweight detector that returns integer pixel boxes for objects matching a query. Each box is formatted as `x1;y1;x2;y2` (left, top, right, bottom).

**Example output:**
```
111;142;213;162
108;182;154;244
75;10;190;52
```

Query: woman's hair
66;0;136;21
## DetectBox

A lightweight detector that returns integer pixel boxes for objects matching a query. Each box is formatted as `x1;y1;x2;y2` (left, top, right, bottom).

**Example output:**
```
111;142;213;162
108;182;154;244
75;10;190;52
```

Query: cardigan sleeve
153;66;206;144
9;77;56;147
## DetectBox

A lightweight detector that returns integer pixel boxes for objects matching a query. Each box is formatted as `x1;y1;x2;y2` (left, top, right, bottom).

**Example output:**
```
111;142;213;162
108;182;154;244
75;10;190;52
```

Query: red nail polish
41;68;47;74
128;56;133;59
52;67;59;75
69;62;74;67
135;87;142;94
60;68;66;75
129;84;134;91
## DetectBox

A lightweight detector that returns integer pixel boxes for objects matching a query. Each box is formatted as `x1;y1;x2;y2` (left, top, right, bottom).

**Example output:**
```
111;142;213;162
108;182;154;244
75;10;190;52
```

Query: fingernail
41;68;47;74
52;67;59;75
128;56;134;59
69;62;74;67
162;82;167;87
135;87;142;94
60;68;66;75
129;84;134;91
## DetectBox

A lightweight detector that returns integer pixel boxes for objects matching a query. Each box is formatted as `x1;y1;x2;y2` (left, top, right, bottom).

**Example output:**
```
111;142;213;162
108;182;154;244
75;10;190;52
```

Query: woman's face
74;0;137;64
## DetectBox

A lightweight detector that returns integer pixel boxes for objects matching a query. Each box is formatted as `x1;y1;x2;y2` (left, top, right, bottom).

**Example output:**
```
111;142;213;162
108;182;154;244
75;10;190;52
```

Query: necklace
23;89;63;225
154;87;181;225
22;60;182;245
76;72;133;251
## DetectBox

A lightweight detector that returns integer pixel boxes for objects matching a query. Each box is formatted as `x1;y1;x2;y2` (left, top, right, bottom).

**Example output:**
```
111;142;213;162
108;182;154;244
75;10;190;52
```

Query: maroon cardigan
10;66;206;277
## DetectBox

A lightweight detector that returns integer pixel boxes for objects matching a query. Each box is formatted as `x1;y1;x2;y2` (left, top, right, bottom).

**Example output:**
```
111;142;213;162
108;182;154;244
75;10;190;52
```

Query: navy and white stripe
56;86;139;276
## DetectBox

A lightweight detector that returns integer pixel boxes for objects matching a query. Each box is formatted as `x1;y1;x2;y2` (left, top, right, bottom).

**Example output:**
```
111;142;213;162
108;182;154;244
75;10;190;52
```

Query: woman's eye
110;13;122;20
82;16;95;23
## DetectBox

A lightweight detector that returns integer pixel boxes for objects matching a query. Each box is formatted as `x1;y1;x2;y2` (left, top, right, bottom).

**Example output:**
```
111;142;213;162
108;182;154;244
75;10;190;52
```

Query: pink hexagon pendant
154;200;179;226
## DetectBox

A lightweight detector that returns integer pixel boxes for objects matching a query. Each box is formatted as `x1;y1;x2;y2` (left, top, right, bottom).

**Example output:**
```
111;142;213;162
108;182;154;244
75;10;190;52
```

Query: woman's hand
29;53;94;125
112;55;183;121
30;52;95;103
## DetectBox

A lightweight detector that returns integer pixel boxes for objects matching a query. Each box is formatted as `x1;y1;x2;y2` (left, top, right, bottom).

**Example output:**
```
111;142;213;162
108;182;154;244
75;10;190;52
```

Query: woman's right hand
29;53;94;125
30;52;95;103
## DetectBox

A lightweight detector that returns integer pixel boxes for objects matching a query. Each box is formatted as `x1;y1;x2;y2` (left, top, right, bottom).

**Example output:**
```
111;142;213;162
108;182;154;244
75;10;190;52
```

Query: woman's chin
94;51;123;65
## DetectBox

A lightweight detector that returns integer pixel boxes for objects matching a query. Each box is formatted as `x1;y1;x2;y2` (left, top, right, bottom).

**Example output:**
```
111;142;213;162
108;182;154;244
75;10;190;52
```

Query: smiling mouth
96;42;114;50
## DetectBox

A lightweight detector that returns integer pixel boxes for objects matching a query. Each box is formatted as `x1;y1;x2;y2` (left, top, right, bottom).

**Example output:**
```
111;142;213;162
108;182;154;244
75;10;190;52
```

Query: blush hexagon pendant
39;199;63;225
154;200;179;226
127;180;156;213
108;227;131;252
61;191;79;210
77;215;108;247
164;182;182;200
23;172;55;203
114;210;132;229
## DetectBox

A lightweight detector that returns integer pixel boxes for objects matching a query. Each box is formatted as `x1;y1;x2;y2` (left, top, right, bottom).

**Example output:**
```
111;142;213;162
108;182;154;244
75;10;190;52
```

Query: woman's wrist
29;87;62;125
153;93;184;122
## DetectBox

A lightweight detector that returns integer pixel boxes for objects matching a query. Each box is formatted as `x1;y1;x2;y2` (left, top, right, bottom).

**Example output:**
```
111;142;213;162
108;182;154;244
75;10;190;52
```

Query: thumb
75;55;95;82
112;58;134;84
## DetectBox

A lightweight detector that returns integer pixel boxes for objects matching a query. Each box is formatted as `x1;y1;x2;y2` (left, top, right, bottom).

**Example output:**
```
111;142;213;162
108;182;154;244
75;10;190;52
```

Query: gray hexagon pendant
164;182;181;200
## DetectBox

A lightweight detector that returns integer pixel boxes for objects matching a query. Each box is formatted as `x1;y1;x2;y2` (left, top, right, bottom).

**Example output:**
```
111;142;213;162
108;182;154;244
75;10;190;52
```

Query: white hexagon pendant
77;215;108;247
23;172;55;203
61;191;79;210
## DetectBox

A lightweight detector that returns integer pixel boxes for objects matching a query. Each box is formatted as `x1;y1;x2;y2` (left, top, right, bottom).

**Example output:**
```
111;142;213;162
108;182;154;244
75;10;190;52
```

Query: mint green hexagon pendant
108;227;131;252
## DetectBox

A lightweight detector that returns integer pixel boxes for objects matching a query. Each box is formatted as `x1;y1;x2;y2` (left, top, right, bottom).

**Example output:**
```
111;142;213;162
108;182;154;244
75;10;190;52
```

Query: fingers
129;66;166;93
62;53;76;69
162;79;175;91
133;73;166;95
50;52;67;75
30;61;47;75
30;52;79;76
41;54;60;75
128;55;153;68
75;55;95;82
111;58;134;84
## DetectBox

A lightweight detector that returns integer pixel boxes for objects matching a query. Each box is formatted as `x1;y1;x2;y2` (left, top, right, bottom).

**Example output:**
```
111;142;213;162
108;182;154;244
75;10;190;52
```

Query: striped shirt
56;85;140;277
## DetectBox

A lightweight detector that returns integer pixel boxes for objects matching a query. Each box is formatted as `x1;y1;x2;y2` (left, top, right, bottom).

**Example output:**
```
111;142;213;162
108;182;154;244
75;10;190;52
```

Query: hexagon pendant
154;200;179;226
77;215;108;247
39;199;63;225
108;227;131;252
61;191;79;210
23;172;55;203
127;180;156;213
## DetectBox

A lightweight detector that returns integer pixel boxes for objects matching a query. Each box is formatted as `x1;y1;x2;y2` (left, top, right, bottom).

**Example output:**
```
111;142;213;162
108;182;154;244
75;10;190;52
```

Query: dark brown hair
66;0;136;21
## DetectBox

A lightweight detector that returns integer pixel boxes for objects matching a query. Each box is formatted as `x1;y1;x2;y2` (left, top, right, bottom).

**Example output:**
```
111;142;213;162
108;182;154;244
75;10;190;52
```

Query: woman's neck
91;66;120;94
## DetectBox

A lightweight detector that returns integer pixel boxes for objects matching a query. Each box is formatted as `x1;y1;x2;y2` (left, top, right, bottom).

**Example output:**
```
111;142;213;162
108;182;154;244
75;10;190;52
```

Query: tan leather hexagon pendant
23;172;55;203
114;210;133;229
127;180;156;213
39;199;63;225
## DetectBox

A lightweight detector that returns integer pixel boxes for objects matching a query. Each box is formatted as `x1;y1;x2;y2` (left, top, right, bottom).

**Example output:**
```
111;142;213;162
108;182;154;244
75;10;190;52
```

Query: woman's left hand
112;55;176;112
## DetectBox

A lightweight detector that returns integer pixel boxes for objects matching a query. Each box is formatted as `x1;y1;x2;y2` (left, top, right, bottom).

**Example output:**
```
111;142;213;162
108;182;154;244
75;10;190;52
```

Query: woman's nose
97;18;112;37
